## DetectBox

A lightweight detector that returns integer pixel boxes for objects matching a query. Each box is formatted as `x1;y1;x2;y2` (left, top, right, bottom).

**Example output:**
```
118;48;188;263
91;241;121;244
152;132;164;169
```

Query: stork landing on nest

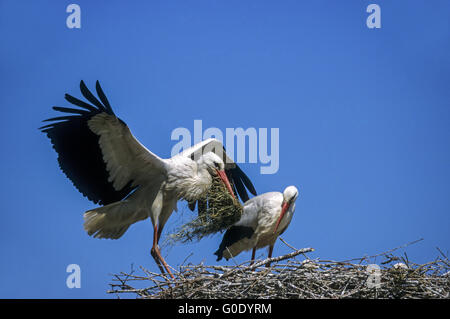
40;81;256;279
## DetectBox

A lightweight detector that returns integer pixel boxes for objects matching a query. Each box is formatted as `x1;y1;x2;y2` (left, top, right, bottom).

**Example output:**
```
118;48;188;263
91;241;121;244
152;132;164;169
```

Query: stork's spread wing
176;138;257;210
40;81;167;206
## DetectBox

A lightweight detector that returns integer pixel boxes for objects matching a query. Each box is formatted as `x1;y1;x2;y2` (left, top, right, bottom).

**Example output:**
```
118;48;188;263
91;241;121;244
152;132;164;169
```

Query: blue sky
0;1;449;298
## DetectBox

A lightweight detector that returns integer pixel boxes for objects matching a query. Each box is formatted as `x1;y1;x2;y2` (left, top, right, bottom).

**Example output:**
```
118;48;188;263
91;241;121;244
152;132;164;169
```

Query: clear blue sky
0;1;449;298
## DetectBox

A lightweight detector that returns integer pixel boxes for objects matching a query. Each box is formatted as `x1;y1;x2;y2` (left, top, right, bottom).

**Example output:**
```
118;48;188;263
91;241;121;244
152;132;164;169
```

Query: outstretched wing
40;80;167;206
175;138;257;211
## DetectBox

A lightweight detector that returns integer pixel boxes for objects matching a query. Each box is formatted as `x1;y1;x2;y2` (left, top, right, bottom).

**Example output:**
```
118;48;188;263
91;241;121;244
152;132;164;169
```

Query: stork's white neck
165;156;212;201
275;202;295;234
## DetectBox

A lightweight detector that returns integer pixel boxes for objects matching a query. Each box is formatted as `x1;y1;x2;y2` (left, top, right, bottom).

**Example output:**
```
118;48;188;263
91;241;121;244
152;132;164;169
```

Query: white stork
214;186;298;266
40;81;256;278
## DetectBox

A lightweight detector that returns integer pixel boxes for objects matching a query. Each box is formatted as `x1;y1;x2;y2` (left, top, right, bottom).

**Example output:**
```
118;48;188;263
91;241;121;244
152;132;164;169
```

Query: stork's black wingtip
80;80;89;90
213;250;223;261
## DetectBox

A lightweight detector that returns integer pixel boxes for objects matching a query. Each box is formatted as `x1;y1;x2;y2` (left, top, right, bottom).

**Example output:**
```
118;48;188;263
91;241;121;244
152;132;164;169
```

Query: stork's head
274;186;299;233
198;153;236;199
283;186;299;204
200;152;225;172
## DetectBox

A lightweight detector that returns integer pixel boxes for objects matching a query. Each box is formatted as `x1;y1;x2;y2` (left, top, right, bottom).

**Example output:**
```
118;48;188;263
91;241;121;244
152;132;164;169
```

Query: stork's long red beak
216;169;236;200
274;202;290;234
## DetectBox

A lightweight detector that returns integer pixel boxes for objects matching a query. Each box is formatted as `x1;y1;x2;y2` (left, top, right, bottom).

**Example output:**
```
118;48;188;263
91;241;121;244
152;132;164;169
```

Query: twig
107;243;449;299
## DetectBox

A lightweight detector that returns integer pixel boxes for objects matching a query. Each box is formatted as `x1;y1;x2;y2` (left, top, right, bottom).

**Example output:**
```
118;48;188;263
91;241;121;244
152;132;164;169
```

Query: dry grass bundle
108;240;449;299
166;176;243;244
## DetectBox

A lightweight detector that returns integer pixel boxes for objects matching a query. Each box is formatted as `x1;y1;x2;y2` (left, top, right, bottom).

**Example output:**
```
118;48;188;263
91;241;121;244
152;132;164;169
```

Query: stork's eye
214;162;220;169
290;193;298;203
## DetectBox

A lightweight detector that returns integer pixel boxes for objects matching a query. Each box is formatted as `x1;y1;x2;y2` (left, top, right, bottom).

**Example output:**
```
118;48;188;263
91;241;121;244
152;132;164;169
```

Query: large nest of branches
108;240;449;299
166;176;243;244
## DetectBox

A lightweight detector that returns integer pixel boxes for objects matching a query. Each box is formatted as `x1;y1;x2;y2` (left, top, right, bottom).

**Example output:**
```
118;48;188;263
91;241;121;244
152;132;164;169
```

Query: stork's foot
151;246;175;280
150;247;166;274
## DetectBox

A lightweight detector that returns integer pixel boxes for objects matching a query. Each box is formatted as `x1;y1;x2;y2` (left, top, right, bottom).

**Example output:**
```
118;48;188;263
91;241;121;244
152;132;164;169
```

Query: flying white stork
214;186;298;266
40;81;256;278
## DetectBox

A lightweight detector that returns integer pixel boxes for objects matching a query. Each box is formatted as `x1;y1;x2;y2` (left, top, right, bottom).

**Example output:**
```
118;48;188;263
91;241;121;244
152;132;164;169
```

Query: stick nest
108;243;450;299
166;176;243;244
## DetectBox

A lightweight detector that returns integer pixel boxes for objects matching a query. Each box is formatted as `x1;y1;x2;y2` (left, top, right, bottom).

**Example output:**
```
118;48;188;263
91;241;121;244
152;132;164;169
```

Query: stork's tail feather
83;201;147;239
83;210;130;239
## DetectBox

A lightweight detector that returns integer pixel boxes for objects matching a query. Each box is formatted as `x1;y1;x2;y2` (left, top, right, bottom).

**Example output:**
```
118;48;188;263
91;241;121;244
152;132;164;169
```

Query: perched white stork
214;186;298;266
40;81;256;278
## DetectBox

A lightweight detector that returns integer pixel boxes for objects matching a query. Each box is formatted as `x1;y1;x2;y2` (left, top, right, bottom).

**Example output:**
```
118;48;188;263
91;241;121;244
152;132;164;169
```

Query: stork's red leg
157;224;164;243
266;244;274;267
150;224;166;274
250;247;256;265
151;224;175;279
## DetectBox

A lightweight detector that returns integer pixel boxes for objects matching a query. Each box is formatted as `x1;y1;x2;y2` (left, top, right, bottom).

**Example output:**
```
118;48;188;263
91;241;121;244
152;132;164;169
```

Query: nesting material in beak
165;175;243;245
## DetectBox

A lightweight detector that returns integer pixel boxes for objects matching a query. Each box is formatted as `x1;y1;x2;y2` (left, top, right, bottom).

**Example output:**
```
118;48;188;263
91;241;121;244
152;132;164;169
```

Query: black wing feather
223;146;257;200
234;165;257;196
79;80;107;112
64;93;98;112
214;225;255;261
52;106;90;115
41;81;136;206
226;164;257;203
95;80;114;114
42;115;80;123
